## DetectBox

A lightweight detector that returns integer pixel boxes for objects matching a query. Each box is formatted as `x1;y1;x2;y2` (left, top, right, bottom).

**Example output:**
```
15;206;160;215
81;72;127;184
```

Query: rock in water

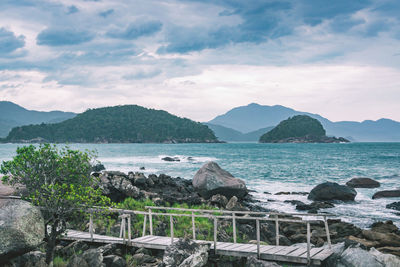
308;182;357;201
372;190;400;199
346;177;380;188
0;199;45;262
192;161;247;199
163;238;209;267
386;202;400;211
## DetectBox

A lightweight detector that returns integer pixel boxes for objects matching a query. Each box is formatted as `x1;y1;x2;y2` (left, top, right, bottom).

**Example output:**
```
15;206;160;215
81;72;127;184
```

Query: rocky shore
1;162;400;266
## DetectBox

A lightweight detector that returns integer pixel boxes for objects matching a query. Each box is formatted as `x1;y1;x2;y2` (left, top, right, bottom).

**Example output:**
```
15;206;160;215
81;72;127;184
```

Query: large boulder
308;182;357;201
372;190;400;199
386;202;400;211
67;248;104;267
0;199;45;262
192;162;247;199
162;238;209;267
337;246;384;267
369;247;400;267
346;177;380;188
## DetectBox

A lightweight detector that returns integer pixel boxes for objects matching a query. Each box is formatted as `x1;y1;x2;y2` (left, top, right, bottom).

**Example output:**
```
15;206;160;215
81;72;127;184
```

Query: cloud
36;28;94;46
122;69;162;80
0;28;25;57
107;20;162;40
67;5;79;14
99;9;114;18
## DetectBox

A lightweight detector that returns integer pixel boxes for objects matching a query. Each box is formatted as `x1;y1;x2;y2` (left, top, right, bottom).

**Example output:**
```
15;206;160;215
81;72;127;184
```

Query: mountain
259;115;348;143
0;101;76;137
205;123;274;142
3;105;219;143
208;103;400;142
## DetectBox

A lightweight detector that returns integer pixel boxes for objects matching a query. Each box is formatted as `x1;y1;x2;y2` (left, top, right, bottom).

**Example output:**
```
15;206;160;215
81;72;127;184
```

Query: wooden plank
309;248;325;258
274;246;300;256
214;242;233;250
259;245;276;253
286;247;309;257
262;246;287;255
312;249;333;261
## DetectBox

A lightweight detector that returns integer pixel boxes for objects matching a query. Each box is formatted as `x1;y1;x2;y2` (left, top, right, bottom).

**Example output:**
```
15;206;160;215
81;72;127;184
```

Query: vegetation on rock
2;105;218;143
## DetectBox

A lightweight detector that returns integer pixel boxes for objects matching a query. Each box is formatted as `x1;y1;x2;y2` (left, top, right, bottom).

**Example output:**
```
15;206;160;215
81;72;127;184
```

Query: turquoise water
1;143;399;228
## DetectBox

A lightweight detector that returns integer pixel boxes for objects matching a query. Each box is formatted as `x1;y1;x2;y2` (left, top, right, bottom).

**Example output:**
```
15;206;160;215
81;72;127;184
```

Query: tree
0;144;111;263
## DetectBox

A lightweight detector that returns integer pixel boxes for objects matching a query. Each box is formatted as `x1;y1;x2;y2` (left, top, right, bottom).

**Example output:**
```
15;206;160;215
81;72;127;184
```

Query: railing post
256;219;260;259
170;215;174;244
142;214;147;237
128;214;131;243
214;216;218;254
307;222;311;265
324;216;331;249
89;212;94;242
275;215;279;246
119;215;126;242
149;209;153;235
232;212;237;243
192;212;196;240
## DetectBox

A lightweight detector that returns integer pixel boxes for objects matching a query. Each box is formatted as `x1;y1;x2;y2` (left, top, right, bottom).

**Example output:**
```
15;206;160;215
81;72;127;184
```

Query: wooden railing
86;206;334;263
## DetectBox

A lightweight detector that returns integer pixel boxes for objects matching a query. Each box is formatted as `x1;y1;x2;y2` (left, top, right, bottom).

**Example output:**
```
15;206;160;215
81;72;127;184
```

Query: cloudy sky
0;0;399;122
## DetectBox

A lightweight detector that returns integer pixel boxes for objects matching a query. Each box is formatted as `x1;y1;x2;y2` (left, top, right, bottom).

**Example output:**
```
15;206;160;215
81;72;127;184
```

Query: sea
1;142;399;228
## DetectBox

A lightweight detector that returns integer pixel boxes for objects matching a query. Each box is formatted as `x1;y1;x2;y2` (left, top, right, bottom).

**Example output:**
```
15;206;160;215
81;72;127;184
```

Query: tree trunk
45;222;58;264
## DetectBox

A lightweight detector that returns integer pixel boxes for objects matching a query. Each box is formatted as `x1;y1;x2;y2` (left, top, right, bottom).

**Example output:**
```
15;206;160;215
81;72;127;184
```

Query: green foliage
53;256;68;267
4;105;218;143
259;115;326;142
0;144;112;262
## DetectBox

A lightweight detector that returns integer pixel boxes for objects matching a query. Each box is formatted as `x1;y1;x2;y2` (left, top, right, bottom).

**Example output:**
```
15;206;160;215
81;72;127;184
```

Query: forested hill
259;115;348;143
2;105;219;143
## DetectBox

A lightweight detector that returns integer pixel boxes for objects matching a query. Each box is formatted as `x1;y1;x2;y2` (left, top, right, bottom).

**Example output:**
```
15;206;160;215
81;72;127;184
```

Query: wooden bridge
62;206;335;266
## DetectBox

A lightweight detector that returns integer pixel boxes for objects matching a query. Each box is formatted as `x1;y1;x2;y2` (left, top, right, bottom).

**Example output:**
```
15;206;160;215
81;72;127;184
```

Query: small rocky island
259;115;349;143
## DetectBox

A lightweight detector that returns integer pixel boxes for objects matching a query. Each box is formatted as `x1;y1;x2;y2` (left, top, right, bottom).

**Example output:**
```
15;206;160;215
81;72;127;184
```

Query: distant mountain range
207;103;400;142
0;101;76;137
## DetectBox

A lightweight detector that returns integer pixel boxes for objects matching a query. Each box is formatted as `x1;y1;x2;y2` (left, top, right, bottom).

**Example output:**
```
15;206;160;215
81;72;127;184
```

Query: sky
0;0;399;122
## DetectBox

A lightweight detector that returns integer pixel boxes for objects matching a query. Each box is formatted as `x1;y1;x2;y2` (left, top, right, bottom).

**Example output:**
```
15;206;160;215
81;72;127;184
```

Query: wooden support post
275;215;279;246
324;216;331;249
214;217;218;254
307;222;311;265
170;215;174;244
192;212;196;240
89;212;94;242
256;219;260;259
128;214;131;243
232;212;237;243
149;209;153;235
120;216;126;241
142;215;147;237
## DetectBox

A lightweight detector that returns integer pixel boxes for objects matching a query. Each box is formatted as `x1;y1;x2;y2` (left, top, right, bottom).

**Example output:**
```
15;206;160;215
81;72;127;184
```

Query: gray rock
0;200;45;261
131;253;156;264
59;240;89;258
386;202;400;211
111;176;140;198
103;255;126;267
192;161;247;199
369;247;400;267
163;238;209;267
210;194;228;208
12;251;47;267
67;248;104;267
308;182;357;201
346;177;380;188
337;247;384;267
373;190;400;199
246;256;281;267
226;196;246;211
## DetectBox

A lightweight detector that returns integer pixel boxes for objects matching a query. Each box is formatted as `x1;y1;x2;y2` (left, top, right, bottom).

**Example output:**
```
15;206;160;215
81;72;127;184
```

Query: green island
1;105;219;144
259;115;349;143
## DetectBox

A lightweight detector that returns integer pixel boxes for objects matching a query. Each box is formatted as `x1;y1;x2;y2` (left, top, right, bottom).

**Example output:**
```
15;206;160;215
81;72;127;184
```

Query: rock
338;246;384;267
275;192;290;195
246;256;281;266
386;202;400;211
377;246;400;257
67;248;104;267
210;194;228;208
370;221;399;234
362;229;400;247
162;238;209;267
369;247;400;267
372;190;400;199
346;177;380;188
192;161;247;199
103;255;126;267
308;182;357;201
132;172;147;187
162;156;180;162
284;200;305;206
0;199;45;262
92;163;106;172
296;201;334;212
59;240;89;258
347;235;379;248
226;196;247;211
12;251;47;267
139;166;145;170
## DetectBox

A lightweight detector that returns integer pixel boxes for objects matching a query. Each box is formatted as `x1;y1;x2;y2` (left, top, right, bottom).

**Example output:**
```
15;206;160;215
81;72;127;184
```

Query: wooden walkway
63;230;332;265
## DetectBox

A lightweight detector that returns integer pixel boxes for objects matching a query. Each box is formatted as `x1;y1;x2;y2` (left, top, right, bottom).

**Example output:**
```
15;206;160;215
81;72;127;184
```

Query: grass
53;256;68;267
